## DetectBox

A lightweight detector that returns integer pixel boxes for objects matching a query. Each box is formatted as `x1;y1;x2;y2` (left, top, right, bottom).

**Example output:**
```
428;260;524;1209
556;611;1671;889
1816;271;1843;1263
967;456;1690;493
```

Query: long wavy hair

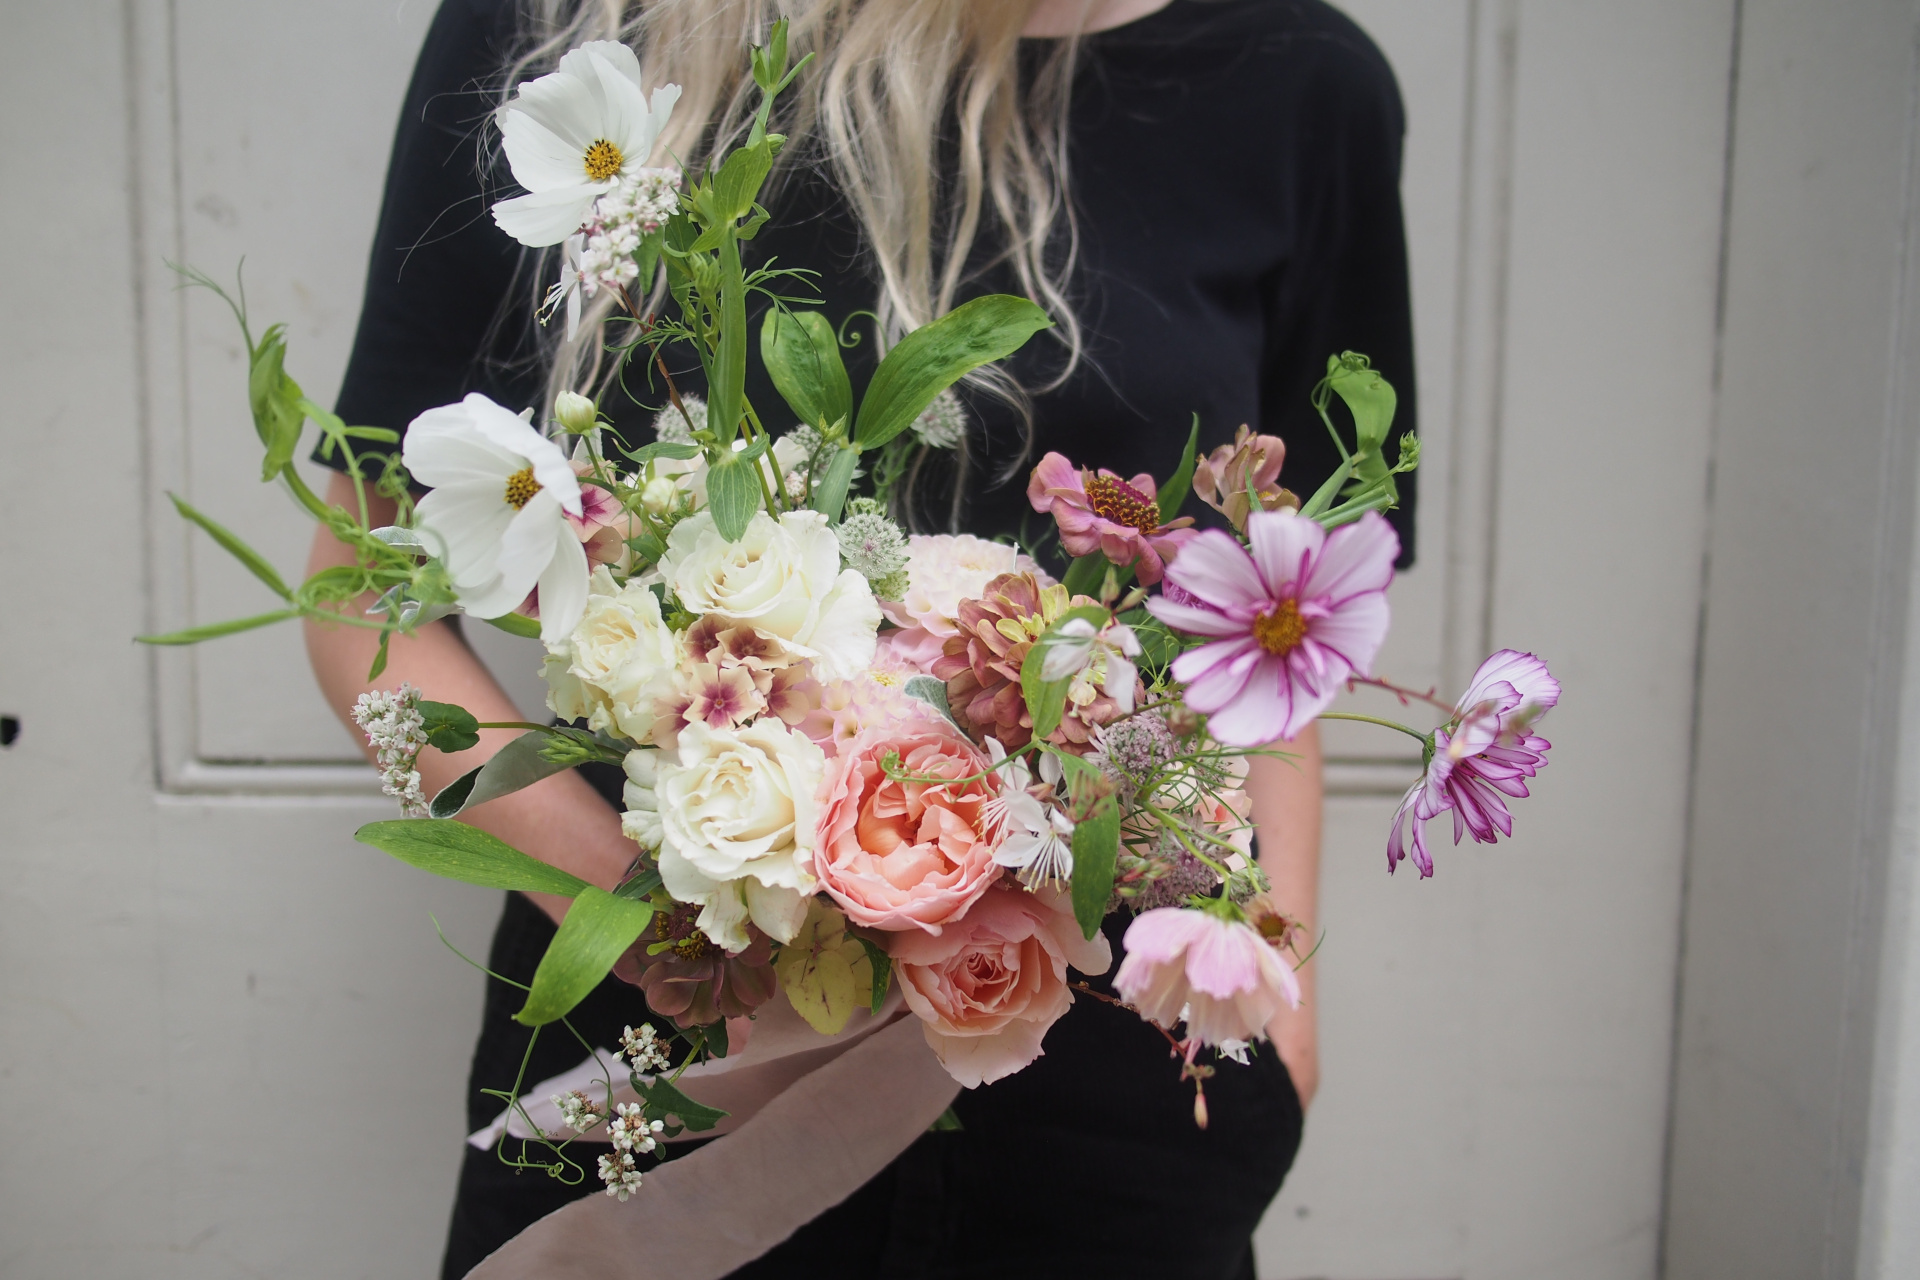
504;0;1089;527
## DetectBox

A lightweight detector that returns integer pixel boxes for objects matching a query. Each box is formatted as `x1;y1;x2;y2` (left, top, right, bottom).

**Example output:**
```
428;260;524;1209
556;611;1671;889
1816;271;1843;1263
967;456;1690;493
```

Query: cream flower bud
641;474;679;515
554;390;598;434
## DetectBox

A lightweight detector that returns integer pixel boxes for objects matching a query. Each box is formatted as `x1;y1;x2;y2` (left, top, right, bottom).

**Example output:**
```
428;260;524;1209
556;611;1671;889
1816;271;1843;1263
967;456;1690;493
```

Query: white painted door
0;2;1741;1277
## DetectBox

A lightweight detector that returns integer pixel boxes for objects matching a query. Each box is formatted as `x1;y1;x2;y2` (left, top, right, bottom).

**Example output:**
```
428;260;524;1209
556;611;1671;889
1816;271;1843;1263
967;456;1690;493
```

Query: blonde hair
507;0;1088;524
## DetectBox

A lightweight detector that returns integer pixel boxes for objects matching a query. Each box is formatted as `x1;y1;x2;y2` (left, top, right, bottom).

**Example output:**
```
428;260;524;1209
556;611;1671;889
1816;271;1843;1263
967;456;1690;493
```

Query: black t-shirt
328;0;1417;562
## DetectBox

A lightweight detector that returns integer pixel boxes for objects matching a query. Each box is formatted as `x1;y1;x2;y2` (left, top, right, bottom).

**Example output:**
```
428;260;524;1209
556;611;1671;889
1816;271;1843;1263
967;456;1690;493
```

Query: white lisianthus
405;393;588;643
655;719;827;951
542;566;679;741
658;509;880;681
491;41;682;248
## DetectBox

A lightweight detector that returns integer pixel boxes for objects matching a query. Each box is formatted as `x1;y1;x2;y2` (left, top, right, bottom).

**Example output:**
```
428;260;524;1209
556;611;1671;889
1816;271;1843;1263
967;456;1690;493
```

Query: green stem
1315;711;1431;744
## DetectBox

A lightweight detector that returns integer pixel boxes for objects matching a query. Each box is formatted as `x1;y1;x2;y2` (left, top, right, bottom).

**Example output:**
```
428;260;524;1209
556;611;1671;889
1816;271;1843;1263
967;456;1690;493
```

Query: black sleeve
321;0;542;466
1259;29;1418;567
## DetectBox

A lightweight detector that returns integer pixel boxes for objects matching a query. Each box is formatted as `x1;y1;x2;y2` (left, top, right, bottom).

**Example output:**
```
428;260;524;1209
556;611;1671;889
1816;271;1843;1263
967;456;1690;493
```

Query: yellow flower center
504;466;543;510
583;138;624;182
1252;599;1307;656
1083;471;1161;534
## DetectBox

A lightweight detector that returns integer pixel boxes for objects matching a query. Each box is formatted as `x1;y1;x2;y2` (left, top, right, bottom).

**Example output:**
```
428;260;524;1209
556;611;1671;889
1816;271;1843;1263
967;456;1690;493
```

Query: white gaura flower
492;41;682;248
658;509;881;681
982;739;1076;888
404;393;588;643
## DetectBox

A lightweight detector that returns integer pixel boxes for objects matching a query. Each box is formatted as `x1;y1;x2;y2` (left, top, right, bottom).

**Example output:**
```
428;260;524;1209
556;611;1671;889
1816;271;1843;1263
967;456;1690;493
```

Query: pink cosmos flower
889;886;1111;1087
1027;453;1196;586
1387;650;1559;877
1146;509;1398;745
1114;907;1300;1046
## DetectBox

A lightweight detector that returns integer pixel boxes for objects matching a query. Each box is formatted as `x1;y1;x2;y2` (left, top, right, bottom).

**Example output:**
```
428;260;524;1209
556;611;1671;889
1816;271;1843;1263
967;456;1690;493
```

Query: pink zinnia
1387;649;1559;877
1114;907;1301;1046
1027;452;1196;586
1147;509;1398;744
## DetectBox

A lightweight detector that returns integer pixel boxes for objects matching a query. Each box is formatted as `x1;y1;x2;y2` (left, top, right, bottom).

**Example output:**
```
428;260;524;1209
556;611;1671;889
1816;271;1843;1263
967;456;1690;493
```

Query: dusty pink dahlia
1026;452;1195;586
1114;906;1300;1046
1387;650;1559;877
1147;509;1398;744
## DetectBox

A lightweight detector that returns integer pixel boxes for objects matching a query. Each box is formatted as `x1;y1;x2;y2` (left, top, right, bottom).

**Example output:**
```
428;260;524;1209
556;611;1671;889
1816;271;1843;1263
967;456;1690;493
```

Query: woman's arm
303;470;635;924
1248;724;1321;1110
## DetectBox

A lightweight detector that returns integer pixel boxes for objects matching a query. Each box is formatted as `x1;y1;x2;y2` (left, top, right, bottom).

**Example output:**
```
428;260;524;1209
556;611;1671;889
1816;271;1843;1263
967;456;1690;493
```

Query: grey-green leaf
705;452;764;541
515;886;655;1025
428;730;575;819
169;493;292;599
806;442;861;522
902;675;963;732
853;295;1051;449
761;309;852;431
354;818;589;898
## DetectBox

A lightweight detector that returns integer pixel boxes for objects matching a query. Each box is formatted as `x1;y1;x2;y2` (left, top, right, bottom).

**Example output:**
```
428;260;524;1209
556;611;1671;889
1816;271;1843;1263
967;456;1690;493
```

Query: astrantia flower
1387;650;1559;877
1147;509;1398;745
491;41;682;248
1114;906;1300;1046
911;388;967;449
1026;452;1196;586
404;394;588;643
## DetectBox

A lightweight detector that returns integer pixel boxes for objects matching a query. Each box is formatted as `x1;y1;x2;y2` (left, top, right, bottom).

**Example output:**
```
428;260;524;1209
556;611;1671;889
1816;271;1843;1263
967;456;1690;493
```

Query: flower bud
641;474;679;516
554;390;598;434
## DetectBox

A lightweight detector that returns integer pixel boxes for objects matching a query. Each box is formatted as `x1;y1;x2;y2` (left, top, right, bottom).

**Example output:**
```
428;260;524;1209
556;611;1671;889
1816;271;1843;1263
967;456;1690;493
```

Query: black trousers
442;892;1303;1279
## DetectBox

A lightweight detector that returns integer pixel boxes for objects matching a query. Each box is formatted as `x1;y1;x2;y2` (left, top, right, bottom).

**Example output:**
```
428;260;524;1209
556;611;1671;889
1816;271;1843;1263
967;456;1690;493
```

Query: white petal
412;486;511;587
491;186;603;248
456;393;583;516
577;39;645;89
497;105;597;193
536;525;591;643
403;404;521;487
585;47;656;168
514;57;610;152
743;879;809;945
803;570;882;682
695;887;753;954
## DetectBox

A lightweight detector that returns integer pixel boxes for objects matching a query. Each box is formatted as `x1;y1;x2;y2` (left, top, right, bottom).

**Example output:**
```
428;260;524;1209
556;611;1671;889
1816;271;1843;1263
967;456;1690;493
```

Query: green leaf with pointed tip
854;295;1051;449
482;612;541;639
1324;352;1397;453
428;730;574;819
248;323;305;481
705;451;764;541
807;442;860;522
1069;789;1121;940
138;609;299;645
761;309;852;432
1019;605;1111;742
166;493;291;600
1157;415;1202;524
516;886;655;1025
854;935;893;1014
635;1074;730;1132
354;818;589;897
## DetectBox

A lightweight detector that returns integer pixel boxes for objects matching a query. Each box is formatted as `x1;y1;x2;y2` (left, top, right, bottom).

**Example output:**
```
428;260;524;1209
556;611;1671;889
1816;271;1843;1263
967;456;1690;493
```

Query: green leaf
704;451;764;541
806;441;860;522
137;609;299;645
482;612;541;639
168;493;291;600
353;818;589;897
853;295;1052;449
618;440;703;466
635;1074;730;1133
1324;352;1397;453
516;886;655;1025
417;700;480;754
761;309;852;431
707;140;775;229
248;323;306;481
707;233;750;445
928;1106;964;1132
1157;415;1202;524
1020;643;1071;743
614;868;662;901
429;730;575;819
855;935;893;1014
1060;553;1111;600
1069;789;1122;940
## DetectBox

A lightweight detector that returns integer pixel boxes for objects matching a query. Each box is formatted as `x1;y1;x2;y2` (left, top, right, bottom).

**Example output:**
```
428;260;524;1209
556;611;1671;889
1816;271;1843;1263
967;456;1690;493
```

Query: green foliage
854;296;1053;449
167;493;291;600
1069;786;1122;941
516;886;655;1025
1157;415;1202;524
138;609;300;645
704;444;766;541
417;700;480;754
633;1074;729;1135
854;934;893;1014
1019;604;1111;742
807;441;861;522
354;819;589;897
429;730;577;819
482;613;542;639
1061;553;1113;600
761;309;853;432
248;323;306;482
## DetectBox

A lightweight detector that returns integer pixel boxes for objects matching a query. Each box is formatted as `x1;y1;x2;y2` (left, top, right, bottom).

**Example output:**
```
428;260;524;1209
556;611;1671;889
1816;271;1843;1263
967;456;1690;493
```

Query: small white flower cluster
578;167;682;299
350;683;430;816
617;1022;672;1074
551;1089;606;1135
610;1102;664;1155
836;501;911;599
911;388;967;449
654;394;707;444
598;1149;646;1201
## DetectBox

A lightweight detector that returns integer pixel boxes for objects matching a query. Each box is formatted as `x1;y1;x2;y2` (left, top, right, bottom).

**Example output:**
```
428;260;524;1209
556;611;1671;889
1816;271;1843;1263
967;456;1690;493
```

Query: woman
306;0;1415;1275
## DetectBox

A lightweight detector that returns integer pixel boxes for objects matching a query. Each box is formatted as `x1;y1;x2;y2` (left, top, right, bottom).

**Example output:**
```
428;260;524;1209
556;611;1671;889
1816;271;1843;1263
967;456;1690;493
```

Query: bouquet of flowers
146;23;1559;1201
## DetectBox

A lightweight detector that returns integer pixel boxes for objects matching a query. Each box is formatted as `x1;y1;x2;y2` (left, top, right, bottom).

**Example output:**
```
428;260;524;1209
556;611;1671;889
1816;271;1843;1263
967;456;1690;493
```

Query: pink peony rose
1026;452;1196;586
814;722;1006;933
1114;906;1300;1046
889;886;1112;1087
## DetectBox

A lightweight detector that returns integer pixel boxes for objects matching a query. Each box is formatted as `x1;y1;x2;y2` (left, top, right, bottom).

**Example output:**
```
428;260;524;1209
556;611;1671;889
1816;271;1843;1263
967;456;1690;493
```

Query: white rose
658;509;880;681
656;718;826;950
543;566;679;742
620;748;663;850
882;533;1024;637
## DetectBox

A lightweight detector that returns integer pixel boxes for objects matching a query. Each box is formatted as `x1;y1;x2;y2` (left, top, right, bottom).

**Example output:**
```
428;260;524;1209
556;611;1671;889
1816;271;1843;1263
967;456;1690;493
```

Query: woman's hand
1247;725;1322;1112
303;470;635;924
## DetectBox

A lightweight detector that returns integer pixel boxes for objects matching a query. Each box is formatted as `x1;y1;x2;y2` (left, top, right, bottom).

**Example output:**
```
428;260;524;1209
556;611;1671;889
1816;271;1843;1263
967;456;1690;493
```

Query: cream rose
542;566;678;742
658;509;879;681
656;718;826;951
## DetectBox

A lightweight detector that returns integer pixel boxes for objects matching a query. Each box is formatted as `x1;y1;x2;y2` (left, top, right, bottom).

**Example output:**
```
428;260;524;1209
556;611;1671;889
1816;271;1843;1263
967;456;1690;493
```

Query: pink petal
1301;589;1390;677
1146;597;1253;638
1300;511;1398;602
1165;529;1267;609
1205;655;1295;745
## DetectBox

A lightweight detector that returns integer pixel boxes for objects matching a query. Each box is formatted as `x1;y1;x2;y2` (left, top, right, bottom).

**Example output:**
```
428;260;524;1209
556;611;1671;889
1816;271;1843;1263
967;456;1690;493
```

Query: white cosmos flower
404;393;589;643
492;41;682;248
